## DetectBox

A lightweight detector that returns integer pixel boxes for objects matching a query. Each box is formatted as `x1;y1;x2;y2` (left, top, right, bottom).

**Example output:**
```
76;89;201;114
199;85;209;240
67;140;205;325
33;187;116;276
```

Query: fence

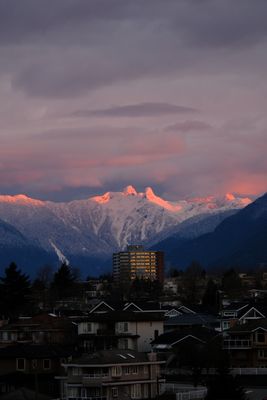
232;368;267;375
162;384;207;400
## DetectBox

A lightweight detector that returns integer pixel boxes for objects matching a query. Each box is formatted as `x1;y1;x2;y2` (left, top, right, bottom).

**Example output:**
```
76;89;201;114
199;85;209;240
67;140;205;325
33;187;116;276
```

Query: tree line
0;262;79;319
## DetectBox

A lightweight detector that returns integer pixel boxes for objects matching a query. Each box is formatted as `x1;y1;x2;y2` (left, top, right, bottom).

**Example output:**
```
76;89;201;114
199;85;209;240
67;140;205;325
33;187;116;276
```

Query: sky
0;0;266;201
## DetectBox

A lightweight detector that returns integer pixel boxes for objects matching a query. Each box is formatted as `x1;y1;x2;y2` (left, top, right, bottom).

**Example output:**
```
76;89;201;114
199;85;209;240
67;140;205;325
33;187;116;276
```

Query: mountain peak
144;186;156;199
0;194;44;206
123;185;138;196
225;193;235;201
91;192;111;204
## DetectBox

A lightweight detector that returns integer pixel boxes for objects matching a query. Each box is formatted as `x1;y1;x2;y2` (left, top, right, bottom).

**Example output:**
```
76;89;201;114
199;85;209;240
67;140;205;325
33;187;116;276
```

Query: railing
232;368;267;375
67;397;107;400
223;339;251;349
82;374;110;385
176;391;207;400
83;373;109;378
162;384;207;400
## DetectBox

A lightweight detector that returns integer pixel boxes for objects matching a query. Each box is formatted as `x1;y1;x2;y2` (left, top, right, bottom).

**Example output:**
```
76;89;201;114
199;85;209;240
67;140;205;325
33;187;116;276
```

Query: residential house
0;313;77;347
223;318;267;368
151;326;217;352
220;301;267;331
0;344;74;397
57;349;165;400
164;313;219;333
77;311;164;353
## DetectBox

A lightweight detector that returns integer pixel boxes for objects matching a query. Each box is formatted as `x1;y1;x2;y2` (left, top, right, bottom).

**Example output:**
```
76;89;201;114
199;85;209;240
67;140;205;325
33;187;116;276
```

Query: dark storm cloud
71;103;196;118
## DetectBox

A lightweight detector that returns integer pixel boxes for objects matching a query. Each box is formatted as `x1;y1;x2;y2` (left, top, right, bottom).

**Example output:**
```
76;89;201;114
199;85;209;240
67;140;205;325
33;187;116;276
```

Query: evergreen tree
202;279;219;312
0;262;31;318
222;268;243;299
181;261;204;304
50;263;76;299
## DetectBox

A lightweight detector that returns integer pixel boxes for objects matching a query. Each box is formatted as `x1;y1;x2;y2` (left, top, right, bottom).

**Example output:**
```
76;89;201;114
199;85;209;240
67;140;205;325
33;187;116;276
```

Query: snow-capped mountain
0;186;251;271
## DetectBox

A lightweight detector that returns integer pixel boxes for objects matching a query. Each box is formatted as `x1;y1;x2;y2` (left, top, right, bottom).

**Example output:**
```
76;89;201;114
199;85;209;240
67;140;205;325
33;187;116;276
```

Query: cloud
2;0;266;99
165;120;212;132
72;103;196;118
0;1;266;200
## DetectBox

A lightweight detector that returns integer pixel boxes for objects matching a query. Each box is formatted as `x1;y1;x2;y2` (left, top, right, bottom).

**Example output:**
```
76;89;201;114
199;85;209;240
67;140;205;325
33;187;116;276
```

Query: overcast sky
0;0;266;201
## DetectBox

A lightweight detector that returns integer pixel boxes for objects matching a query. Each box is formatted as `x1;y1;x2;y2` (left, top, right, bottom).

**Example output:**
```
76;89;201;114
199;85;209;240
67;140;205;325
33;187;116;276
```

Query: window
43;359;51;370
111;387;118;397
123;322;128;332
144;384;149;398
258;350;267;359
118;322;128;333
222;321;230;330
73;367;82;375
87;322;92;332
112;366;122;377
32;359;38;369
124;366;131;375
132;366;138;374
68;387;78;398
16;358;25;371
131;384;141;399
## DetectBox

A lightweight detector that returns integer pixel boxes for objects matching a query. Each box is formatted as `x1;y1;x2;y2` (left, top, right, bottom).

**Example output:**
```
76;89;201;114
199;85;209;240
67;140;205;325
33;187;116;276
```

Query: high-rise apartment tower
113;245;164;285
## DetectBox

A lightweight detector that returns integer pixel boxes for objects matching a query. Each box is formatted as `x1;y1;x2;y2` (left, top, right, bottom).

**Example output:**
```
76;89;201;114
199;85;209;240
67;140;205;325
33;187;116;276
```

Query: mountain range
153;192;267;270
0;186;257;275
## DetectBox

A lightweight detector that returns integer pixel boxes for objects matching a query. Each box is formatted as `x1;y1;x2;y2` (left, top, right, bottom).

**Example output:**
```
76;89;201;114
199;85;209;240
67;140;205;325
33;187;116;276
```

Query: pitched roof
227;318;267;333
77;311;165;322
152;326;216;346
0;313;74;331
164;313;219;327
66;350;160;366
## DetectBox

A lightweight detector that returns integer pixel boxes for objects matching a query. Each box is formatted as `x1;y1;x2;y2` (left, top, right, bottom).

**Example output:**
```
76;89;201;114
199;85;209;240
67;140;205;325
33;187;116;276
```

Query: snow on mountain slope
0;186;251;263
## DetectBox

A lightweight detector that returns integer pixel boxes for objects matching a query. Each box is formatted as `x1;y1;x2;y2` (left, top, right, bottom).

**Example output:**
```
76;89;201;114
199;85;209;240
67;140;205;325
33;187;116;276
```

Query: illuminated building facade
113;245;164;285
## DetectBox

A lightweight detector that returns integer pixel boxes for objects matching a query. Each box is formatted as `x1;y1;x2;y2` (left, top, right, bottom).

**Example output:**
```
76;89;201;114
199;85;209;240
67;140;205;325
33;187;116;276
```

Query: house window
87;322;92;332
131;384;141;399
111;387;118;397
132;366;138;374
144;384;149;398
112;366;122;377
258;350;267;359
73;367;81;375
32;359;38;369
68;387;78;398
16;358;26;371
124;366;131;375
43;359;51;370
223;321;229;330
